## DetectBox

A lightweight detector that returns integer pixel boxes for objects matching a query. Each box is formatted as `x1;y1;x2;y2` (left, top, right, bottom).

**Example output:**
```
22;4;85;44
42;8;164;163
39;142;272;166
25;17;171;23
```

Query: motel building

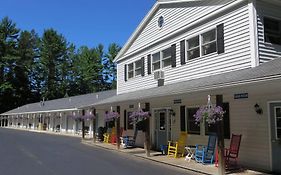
1;0;281;173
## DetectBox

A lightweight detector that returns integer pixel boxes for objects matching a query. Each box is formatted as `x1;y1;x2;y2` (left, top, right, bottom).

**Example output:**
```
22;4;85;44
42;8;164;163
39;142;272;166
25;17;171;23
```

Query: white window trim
152;46;172;72
274;106;281;140
127;63;134;79
134;60;142;77
185;27;217;61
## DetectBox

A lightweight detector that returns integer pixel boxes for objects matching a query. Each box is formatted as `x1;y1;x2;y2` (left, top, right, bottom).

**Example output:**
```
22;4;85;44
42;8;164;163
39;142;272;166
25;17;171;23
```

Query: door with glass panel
269;102;281;173
154;109;171;150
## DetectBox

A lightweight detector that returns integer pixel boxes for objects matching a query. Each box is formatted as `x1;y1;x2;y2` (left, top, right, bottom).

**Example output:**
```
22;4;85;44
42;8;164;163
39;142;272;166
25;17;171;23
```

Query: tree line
0;17;121;113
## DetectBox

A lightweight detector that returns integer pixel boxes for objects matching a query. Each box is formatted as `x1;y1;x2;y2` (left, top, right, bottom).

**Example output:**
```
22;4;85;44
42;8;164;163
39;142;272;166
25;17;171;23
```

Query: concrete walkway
82;140;268;175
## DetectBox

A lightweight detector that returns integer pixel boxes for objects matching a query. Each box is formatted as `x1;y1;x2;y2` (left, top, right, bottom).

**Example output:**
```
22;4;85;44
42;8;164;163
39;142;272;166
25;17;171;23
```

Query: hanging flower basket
104;111;119;122
194;95;225;125
81;112;95;121
129;109;151;125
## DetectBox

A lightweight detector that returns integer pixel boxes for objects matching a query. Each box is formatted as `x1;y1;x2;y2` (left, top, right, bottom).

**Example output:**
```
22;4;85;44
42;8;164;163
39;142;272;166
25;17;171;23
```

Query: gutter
0;108;80;116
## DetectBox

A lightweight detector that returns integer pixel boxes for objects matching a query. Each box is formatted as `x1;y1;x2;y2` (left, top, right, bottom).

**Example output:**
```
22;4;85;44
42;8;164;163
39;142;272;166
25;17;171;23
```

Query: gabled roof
93;58;281;106
114;0;240;62
1;90;116;116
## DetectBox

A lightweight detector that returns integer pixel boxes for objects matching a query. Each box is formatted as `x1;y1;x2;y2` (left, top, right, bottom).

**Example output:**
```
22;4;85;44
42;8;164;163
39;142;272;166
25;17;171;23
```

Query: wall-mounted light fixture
254;103;263;114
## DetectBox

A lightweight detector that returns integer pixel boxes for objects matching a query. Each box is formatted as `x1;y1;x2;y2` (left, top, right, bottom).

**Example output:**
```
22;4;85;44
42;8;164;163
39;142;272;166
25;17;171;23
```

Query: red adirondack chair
215;134;242;168
225;134;242;167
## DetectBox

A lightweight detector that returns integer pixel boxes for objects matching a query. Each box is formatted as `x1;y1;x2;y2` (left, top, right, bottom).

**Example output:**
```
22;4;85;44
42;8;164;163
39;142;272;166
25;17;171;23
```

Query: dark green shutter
124;110;127;130
124;64;127;82
180;106;186;131
171;44;176;67
180;40;186;64
147;54;151;75
223;102;230;139
141;57;145;76
217;24;225;54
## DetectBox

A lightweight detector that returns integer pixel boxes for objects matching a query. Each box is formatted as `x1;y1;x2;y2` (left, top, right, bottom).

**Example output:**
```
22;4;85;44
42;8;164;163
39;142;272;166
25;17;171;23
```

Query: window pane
135;69;142;76
135;60;142;76
162;58;171;67
202;29;216;44
264;18;281;45
162;47;171;59
277;118;281;128
187;108;200;134
128;72;134;78
187;36;199;49
160;112;165;131
135;60;142;69
187;48;200;60
277;129;281;139
276;108;281;118
152;52;160;62
265;18;280;31
153;62;160;71
128;63;133;71
202;42;217;56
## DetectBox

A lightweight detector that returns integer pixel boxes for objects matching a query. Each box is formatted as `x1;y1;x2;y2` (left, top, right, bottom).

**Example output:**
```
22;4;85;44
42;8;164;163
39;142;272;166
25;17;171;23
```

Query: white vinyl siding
257;1;281;63
117;2;251;94
125;0;232;56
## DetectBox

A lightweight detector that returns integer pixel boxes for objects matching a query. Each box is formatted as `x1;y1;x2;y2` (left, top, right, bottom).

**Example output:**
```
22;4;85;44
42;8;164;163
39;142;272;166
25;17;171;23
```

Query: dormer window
264;17;281;45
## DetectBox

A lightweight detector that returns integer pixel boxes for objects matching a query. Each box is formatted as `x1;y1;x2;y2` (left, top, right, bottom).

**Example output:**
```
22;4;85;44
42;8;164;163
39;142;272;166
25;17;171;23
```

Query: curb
81;140;212;175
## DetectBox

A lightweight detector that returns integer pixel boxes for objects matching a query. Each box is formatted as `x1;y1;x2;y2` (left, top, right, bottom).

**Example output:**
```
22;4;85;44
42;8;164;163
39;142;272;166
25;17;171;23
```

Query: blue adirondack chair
195;134;217;164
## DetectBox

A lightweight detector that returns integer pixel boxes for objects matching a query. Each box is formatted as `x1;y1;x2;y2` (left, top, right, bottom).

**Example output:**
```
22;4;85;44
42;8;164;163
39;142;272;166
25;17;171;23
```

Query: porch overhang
85;58;281;108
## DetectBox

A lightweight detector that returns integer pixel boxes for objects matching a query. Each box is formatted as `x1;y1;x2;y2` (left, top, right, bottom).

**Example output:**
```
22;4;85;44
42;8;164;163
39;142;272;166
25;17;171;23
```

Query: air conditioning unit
154;70;164;80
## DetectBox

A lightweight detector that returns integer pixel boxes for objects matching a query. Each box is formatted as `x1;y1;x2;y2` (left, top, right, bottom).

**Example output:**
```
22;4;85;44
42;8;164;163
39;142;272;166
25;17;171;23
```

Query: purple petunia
194;105;225;125
104;111;119;122
128;109;151;124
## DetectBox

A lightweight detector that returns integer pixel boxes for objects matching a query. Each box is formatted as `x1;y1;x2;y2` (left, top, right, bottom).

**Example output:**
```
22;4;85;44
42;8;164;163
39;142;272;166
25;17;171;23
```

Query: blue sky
0;0;155;48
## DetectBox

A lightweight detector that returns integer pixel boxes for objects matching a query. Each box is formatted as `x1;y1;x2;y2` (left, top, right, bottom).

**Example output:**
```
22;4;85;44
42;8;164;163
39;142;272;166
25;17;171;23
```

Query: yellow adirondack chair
167;132;188;158
103;127;115;143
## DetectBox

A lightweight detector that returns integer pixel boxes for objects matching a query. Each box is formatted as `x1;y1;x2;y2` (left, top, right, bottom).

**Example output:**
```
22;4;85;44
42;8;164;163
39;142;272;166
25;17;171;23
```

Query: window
264;17;281;45
128;63;134;79
135;60;142;76
152;52;160;71
127;59;143;79
186;107;200;134
152;47;172;71
187;36;200;60
202;29;217;56
186;29;217;60
275;107;281;139
162;47;171;68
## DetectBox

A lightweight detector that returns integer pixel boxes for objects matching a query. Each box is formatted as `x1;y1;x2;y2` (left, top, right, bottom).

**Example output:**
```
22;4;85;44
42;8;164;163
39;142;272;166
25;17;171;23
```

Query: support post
116;106;121;149
82;110;85;139
144;103;151;157
216;95;225;175
93;108;96;142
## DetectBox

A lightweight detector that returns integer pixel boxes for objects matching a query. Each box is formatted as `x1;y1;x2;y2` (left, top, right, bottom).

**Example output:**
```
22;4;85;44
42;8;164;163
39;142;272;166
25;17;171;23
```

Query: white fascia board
2;108;80;116
114;2;160;62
